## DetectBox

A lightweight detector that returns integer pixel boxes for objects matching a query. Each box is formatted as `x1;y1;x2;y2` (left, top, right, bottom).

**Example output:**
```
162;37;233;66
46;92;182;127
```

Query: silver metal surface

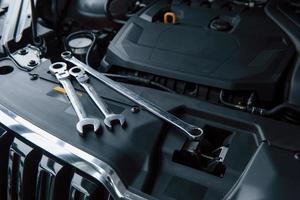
49;62;101;135
11;45;41;70
15;0;32;42
0;0;33;49
1;0;23;47
69;66;126;129
0;103;147;200
62;51;204;140
0;0;9;11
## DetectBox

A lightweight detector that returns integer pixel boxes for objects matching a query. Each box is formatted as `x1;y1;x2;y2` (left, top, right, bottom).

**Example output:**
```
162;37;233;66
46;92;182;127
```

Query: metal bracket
11;45;42;70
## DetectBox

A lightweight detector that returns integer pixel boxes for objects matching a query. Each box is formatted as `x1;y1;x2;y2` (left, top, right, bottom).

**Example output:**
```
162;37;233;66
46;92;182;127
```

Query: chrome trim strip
0;103;147;200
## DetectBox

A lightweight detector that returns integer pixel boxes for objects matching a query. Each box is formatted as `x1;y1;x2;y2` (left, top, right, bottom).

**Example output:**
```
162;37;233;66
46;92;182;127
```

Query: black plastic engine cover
104;0;294;101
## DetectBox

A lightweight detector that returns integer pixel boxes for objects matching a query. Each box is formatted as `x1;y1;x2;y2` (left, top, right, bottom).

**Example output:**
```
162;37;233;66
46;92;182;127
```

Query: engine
0;1;300;200
37;0;300;124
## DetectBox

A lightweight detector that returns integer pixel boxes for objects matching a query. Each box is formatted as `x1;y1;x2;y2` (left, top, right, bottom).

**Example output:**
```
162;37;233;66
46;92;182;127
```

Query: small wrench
61;51;204;140
69;66;126;129
49;62;101;135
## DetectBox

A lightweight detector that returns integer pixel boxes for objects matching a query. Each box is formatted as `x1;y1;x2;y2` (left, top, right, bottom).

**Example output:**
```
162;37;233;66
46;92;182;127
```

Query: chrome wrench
61;51;203;140
69;66;126;129
49;62;101;135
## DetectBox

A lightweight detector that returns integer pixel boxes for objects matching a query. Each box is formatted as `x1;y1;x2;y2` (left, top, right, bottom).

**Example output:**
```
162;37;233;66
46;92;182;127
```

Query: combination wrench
61;51;204;140
69;66;126;129
49;62;101;135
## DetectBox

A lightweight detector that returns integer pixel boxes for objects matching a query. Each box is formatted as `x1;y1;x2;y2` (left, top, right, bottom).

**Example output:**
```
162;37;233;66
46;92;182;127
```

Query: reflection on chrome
0;103;146;200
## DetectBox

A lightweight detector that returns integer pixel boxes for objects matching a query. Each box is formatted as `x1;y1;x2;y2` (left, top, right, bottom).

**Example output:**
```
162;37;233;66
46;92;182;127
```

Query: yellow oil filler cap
164;12;176;24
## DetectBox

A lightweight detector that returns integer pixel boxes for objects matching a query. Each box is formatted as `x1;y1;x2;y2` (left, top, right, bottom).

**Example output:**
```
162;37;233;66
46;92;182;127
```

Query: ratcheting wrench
69;66;126;129
49;62;101;135
61;51;204;140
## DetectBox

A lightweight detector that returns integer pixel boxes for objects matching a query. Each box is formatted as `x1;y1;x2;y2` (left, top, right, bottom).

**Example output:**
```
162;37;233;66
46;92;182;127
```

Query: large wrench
69;66;126;129
61;51;204;140
49;62;101;135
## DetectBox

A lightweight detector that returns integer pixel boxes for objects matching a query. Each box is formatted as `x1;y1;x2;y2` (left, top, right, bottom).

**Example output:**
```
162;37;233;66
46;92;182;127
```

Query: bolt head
28;60;37;67
18;49;28;55
30;74;39;80
131;106;140;113
295;152;300;160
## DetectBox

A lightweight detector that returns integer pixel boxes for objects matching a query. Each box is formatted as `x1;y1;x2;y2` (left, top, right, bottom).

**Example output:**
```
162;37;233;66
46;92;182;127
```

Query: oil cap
68;37;93;55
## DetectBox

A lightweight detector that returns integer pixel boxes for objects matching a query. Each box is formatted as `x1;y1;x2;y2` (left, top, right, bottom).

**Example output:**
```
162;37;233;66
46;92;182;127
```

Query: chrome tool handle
80;82;112;117
59;78;87;120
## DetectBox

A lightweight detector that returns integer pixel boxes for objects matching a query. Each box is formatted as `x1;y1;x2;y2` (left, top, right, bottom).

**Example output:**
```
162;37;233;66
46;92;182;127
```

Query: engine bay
5;0;300;125
105;0;293;102
0;0;300;200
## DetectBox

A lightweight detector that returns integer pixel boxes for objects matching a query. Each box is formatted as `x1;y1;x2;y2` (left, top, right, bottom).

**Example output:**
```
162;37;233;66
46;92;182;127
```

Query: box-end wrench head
69;67;126;129
49;62;101;135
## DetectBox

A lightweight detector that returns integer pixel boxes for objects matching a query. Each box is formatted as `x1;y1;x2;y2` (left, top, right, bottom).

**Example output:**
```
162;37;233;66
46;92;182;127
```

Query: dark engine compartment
104;0;294;103
32;0;300;125
0;0;300;200
104;0;300;126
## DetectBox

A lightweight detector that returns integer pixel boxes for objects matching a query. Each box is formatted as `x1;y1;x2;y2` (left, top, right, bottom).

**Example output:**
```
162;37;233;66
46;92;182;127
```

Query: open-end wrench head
104;114;126;129
76;118;101;135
